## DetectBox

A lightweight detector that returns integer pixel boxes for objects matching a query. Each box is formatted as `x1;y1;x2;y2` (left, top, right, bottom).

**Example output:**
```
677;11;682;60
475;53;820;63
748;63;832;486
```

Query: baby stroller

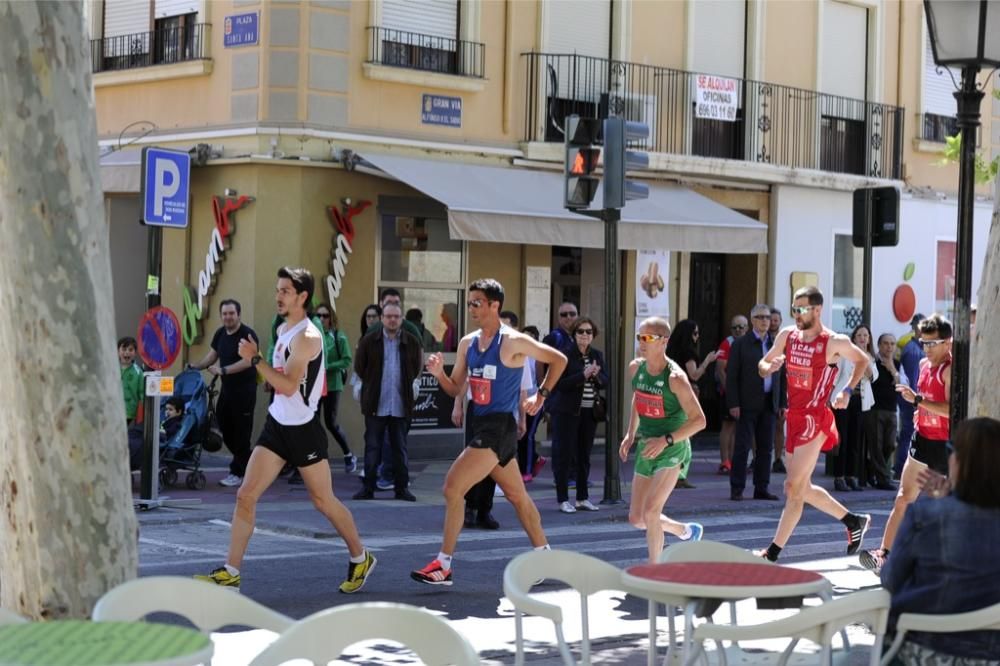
159;369;223;490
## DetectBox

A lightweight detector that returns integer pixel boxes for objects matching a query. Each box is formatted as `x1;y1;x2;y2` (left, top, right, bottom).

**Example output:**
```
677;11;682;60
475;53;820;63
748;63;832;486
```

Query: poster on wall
410;366;458;430
635;250;670;317
936;240;956;317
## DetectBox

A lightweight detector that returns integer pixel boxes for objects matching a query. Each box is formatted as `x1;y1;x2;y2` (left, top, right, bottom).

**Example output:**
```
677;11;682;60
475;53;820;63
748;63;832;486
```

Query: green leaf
903;262;915;281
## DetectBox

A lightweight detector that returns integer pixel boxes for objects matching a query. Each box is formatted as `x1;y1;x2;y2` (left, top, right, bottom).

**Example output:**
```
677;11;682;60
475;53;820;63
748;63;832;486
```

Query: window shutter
690;0;745;78
103;0;151;37
923;37;958;117
821;0;867;100
382;0;458;40
545;0;611;59
155;1;199;19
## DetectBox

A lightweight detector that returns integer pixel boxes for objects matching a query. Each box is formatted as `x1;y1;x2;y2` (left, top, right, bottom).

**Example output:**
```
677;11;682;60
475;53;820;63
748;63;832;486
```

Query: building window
379;214;466;352
154;13;197;65
832;233;863;333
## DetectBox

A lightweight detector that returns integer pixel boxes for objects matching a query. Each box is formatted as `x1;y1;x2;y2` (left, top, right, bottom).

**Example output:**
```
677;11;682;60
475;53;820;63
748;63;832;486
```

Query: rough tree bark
0;2;138;618
971;176;1000;417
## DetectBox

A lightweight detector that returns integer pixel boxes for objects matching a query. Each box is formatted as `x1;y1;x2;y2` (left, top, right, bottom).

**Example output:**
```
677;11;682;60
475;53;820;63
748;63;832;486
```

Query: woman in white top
831;324;878;491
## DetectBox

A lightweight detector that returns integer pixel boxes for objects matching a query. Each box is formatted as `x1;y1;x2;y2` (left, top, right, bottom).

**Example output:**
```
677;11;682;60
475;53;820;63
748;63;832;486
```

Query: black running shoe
846;514;871;555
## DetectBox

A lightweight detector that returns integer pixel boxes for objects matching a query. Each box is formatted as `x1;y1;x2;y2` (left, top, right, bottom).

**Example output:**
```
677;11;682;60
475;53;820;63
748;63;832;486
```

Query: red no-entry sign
137;306;182;370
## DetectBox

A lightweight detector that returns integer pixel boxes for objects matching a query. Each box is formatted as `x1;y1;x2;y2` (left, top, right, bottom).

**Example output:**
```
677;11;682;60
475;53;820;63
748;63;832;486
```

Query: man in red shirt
755;286;871;562
860;314;952;574
715;314;747;474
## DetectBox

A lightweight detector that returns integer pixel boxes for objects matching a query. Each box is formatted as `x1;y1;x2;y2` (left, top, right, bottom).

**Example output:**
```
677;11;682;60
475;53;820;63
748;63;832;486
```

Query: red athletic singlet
916;356;951;441
785;329;838;410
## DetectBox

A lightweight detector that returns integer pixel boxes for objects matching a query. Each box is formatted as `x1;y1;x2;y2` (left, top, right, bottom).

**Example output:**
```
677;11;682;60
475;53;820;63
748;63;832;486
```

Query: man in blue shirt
896;314;925;477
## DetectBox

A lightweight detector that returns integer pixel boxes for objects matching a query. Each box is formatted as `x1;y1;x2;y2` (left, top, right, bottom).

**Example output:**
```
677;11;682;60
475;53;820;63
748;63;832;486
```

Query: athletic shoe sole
858;550;884;574
410;570;453;586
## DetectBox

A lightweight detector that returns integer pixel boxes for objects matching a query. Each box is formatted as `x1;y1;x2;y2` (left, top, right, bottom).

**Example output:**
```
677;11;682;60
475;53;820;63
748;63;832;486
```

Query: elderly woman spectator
881;417;1000;662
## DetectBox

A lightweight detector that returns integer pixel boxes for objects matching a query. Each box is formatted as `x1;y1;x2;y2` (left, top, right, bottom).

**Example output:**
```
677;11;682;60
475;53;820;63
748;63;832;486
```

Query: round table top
623;561;830;599
0;620;213;666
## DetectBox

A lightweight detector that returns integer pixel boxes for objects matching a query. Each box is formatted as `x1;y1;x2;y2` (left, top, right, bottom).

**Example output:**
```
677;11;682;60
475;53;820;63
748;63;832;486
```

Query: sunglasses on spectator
636;333;665;343
559;311;577;317
576;328;594;335
317;313;330;319
919;338;948;349
732;324;747;330
791;305;814;315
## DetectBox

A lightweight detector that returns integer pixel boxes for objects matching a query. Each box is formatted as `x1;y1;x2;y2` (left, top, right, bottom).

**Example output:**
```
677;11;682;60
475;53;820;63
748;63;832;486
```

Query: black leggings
319;391;351;456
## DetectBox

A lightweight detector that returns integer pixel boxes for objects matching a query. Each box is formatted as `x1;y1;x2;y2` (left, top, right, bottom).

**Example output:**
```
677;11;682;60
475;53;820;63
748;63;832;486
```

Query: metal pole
140;225;162;501
862;190;873;329
951;65;983;427
601;206;623;504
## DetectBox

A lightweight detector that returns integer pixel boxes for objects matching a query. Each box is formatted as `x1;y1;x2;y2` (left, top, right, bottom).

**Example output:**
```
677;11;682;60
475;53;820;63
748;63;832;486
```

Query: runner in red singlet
860;314;952;574
754;286;872;562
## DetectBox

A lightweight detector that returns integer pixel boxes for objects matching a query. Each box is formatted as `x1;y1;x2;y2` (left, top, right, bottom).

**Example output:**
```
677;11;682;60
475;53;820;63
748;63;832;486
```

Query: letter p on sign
141;147;191;228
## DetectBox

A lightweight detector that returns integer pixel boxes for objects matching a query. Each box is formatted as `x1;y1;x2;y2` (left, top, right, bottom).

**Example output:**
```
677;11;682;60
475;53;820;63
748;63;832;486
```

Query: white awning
361;153;767;253
99;148;142;193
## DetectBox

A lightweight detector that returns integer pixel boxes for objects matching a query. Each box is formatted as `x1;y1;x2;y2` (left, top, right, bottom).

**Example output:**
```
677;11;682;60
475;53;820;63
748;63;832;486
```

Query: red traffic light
570;148;601;175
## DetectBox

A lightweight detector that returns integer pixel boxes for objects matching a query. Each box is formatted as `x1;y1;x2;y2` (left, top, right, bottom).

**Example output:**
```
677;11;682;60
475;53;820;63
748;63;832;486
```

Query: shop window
832;233;863;334
379;214;466;352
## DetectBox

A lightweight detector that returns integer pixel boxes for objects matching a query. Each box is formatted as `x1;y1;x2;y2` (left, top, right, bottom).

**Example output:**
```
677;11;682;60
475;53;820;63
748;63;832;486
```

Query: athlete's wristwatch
251;354;262;367
666;433;675;447
913;393;924;406
538;387;551;398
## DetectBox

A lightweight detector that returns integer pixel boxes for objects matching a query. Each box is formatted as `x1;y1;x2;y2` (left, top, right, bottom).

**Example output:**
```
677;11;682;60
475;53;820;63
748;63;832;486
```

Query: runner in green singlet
619;316;708;562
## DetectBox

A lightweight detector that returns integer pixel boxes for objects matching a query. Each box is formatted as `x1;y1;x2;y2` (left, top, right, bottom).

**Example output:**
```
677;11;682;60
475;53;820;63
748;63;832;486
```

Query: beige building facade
93;0;996;448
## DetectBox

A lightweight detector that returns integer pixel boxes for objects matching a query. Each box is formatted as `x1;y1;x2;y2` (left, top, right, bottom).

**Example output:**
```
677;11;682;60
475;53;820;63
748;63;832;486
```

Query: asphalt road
136;441;895;664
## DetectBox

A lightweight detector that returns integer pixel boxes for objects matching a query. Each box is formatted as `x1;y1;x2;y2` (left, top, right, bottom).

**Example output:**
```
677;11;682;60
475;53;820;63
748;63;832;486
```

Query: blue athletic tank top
466;325;521;417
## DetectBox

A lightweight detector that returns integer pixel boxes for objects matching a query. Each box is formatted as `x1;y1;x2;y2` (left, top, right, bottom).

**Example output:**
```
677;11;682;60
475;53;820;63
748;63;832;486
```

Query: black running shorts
255;413;329;468
908;433;950;476
466;412;518;467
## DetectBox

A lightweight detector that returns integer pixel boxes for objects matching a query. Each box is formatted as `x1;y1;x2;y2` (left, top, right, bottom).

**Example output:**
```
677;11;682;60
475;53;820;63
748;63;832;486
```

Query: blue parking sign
141;147;191;228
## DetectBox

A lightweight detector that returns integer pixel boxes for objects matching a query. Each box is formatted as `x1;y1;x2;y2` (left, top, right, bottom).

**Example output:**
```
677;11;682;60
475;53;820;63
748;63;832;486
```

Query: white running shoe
575;499;600;511
559;501;577;514
219;474;243;488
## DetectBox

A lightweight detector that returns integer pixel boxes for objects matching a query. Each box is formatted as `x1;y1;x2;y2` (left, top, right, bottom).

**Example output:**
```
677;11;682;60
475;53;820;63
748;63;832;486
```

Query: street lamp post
923;0;1000;426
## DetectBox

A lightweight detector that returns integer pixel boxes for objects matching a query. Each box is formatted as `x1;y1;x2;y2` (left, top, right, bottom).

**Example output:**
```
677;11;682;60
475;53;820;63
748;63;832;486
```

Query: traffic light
563;115;603;210
603;117;649;209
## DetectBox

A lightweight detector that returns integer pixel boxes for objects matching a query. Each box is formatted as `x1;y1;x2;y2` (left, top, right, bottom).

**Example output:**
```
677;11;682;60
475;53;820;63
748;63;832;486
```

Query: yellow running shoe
339;550;377;594
195;567;240;589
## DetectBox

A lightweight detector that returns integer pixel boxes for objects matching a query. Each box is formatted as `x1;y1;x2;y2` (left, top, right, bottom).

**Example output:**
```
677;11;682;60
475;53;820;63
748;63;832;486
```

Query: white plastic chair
880;600;1000;666
92;576;294;633
503;549;628;666
247;602;479;666
0;607;28;625
686;588;891;666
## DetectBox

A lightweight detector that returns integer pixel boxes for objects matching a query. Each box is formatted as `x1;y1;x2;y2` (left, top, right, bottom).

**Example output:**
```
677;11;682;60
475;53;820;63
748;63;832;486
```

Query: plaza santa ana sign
182;193;255;345
325;199;371;312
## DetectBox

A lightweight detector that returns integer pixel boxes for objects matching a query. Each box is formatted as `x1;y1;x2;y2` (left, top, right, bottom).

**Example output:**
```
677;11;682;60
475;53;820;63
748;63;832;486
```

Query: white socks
224;564;240;576
349;551;367;564
438;552;453;570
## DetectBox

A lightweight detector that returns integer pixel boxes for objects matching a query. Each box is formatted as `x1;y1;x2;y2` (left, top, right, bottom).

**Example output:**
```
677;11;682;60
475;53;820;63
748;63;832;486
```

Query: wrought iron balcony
523;53;904;179
90;23;210;73
366;26;485;79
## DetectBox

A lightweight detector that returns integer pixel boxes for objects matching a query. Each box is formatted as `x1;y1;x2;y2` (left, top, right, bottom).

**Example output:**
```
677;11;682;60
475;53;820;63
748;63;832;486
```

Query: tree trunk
0;2;138;618
970;176;1000;417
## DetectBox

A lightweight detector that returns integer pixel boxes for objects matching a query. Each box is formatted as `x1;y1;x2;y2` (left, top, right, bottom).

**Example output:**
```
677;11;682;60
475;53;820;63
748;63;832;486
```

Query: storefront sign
411;368;458;430
695;75;738;121
421;94;462;128
181;193;255;345
223;12;259;48
324;200;371;312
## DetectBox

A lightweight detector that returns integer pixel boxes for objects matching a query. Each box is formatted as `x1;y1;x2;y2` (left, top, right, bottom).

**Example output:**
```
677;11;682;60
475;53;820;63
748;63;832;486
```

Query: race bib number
635;390;665;418
469;376;492;406
918;408;942;430
787;365;813;391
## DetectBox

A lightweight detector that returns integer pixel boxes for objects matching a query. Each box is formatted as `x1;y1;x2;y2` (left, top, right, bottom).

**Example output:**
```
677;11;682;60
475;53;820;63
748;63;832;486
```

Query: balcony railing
90;23;210;73
523;53;904;179
366;26;485;79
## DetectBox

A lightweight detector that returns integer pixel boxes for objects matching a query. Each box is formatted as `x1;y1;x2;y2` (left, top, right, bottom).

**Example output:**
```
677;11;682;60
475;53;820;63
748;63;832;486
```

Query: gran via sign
181;193;255;345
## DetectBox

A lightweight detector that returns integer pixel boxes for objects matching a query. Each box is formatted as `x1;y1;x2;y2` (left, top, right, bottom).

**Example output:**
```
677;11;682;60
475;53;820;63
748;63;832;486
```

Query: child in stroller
158;368;223;490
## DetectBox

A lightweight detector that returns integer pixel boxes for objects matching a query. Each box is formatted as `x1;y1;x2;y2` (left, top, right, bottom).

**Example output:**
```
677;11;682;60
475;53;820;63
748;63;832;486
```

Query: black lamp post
923;0;1000;426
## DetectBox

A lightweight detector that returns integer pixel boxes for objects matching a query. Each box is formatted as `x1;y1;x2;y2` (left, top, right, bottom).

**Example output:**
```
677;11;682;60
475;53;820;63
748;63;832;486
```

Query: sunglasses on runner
467;299;485;308
918;338;948;349
636;333;665;343
791;305;814;316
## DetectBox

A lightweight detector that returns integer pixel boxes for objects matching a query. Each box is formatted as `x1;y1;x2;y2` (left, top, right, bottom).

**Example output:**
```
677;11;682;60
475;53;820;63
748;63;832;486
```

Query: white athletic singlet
269;318;325;426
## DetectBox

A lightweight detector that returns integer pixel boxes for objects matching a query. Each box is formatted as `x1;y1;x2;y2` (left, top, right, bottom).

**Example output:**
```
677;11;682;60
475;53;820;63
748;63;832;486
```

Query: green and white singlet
631;358;692;477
